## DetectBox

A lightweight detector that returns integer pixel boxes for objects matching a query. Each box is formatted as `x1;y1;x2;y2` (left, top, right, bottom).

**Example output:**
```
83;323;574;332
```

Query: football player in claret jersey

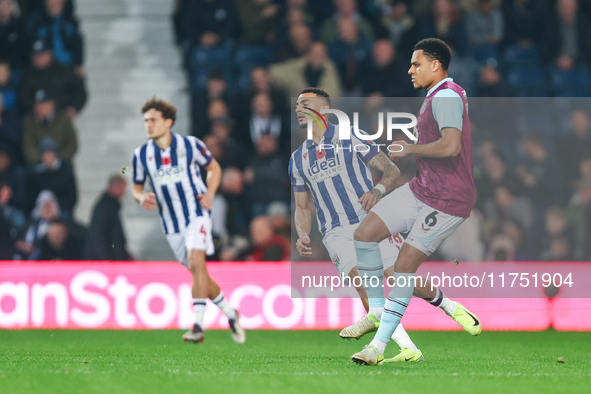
131;97;245;344
351;38;481;366
290;88;478;363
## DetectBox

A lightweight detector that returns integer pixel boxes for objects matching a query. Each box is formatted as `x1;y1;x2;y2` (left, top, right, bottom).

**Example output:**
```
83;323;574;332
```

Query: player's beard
298;118;308;129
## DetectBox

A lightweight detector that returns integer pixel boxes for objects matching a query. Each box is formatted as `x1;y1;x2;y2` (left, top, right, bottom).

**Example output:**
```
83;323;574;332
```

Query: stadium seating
190;46;234;93
234;45;274;90
506;65;548;97
549;65;591;97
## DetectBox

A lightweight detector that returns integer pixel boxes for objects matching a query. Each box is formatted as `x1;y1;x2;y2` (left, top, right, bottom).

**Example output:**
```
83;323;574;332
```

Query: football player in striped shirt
290;88;476;363
131;97;245;344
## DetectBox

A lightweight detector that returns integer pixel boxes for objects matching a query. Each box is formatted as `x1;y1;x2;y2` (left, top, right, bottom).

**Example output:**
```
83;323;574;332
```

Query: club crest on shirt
419;101;428;115
331;254;340;268
333;139;343;149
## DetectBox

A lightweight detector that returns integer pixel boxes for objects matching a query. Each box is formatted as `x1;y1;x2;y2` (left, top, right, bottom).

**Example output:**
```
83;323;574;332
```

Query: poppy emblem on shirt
162;157;171;165
316;147;325;159
303;153;307;159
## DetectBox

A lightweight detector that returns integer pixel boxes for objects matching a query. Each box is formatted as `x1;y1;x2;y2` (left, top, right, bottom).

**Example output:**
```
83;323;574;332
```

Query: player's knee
353;226;367;242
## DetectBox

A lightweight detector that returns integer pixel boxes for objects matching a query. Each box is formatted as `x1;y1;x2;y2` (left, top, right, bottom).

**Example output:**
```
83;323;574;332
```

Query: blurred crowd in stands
2;0;591;262
0;0;96;260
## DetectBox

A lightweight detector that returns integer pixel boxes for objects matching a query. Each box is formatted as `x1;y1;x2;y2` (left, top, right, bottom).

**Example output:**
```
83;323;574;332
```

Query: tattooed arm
358;151;401;212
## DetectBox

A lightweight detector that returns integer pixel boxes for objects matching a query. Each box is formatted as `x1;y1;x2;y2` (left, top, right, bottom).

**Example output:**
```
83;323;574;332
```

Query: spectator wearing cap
83;174;131;261
25;136;77;218
26;0;84;70
22;90;78;165
0;0;28;68
20;38;87;117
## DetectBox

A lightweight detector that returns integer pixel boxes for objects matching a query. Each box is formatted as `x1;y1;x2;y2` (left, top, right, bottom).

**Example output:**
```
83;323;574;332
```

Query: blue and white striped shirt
132;133;212;235
289;122;379;236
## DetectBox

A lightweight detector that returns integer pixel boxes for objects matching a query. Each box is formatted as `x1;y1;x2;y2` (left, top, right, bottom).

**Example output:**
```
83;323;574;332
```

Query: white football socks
369;306;383;320
391;323;419;352
212;292;237;320
192;298;206;329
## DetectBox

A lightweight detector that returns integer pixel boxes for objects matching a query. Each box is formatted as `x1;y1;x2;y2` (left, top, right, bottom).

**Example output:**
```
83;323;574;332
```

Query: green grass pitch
1;330;590;394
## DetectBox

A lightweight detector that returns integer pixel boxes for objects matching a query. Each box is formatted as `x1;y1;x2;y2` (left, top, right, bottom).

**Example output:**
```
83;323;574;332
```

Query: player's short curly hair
414;38;452;71
141;97;177;125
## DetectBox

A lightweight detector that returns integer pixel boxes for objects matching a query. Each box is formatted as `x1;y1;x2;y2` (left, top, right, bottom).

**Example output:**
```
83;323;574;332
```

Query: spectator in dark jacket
516;133;566;210
26;136;77;218
16;188;61;259
83;175;131;261
0;143;26;210
245;215;290;261
362;39;416;97
501;0;546;47
244;134;289;217
327;17;373;94
540;0;591;68
235;0;279;45
476;66;515;97
20;39;87;116
22;90;78;165
175;0;239;49
557;109;591;188
0;93;24;163
0;180;16;259
0;60;21;116
26;0;84;68
191;69;234;138
37;219;83;260
0;0;28;68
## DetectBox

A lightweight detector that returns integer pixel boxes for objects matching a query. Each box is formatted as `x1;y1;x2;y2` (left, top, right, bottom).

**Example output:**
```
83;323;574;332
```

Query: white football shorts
371;182;465;256
165;216;215;267
323;223;404;276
